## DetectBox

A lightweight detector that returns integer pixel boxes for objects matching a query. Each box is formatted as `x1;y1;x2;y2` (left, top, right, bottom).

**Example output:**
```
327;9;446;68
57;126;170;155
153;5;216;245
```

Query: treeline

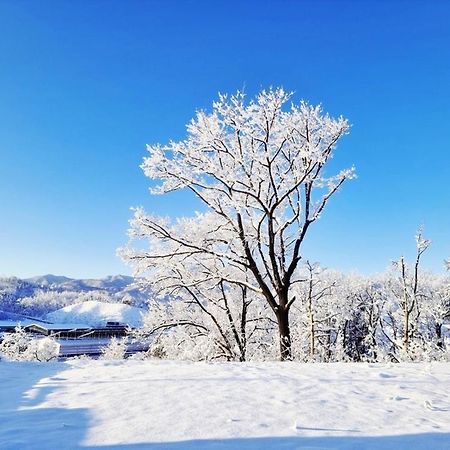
136;257;450;363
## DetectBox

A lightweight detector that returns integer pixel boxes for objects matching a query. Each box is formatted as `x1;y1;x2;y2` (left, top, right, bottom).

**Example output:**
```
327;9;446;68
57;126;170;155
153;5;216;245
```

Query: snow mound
45;300;144;327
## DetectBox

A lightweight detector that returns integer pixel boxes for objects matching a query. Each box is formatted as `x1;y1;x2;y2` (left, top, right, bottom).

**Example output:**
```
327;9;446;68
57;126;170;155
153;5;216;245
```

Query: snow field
1;361;450;449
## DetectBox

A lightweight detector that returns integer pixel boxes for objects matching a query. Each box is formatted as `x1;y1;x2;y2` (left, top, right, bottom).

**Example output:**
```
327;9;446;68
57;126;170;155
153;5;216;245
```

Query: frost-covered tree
344;276;386;361
121;88;354;360
128;262;449;363
19;289;123;318
0;326;30;360
374;230;450;361
100;337;127;360
28;337;60;362
129;235;278;362
0;327;60;362
289;263;338;360
415;272;450;351
19;290;79;316
0;277;36;313
387;230;431;354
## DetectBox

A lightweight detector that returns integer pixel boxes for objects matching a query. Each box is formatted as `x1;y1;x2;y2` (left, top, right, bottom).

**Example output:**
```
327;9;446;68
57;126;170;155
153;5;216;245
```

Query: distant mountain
0;274;151;317
25;274;74;286
66;275;135;292
24;274;135;293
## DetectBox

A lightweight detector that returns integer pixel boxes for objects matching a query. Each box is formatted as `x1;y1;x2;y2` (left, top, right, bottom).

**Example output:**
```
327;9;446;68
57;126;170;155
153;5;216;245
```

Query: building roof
0;319;35;329
25;323;92;331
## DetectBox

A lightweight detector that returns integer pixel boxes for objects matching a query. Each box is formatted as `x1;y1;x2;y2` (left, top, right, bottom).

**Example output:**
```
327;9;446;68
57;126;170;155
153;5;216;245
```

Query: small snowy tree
101;337;127;360
0;326;30;360
0;327;59;362
121;88;354;360
415;272;449;352
289;262;338;360
346;276;385;361
378;230;439;360
27;337;60;362
395;230;431;353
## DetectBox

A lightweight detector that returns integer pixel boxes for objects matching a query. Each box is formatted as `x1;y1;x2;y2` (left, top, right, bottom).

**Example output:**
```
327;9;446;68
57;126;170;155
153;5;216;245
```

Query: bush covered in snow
0;327;60;362
100;337;127;360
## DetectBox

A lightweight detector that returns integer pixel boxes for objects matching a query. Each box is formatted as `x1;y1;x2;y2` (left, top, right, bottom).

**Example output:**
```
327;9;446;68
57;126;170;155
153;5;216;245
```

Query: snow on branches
0;327;60;362
121;88;355;360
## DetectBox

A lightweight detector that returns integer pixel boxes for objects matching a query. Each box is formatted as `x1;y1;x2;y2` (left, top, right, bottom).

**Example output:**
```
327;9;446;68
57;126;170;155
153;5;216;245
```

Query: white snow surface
45;300;144;327
1;361;450;449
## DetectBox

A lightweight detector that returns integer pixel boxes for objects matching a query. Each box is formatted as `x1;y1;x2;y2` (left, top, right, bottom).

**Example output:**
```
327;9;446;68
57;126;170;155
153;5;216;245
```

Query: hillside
24;274;134;292
1;361;450;449
0;275;150;318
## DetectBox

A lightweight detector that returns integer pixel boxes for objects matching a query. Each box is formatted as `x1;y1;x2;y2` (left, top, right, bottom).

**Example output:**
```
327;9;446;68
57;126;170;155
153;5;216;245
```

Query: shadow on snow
0;362;449;449
88;433;450;450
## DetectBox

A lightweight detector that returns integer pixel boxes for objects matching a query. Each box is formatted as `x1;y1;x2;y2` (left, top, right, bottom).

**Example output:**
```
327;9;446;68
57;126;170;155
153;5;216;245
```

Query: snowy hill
45;300;144;327
1;360;450;449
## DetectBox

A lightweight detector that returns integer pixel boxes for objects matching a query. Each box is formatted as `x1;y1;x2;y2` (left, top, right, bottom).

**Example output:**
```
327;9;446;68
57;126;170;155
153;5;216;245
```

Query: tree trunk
276;308;292;361
308;288;315;359
404;308;409;351
436;323;443;349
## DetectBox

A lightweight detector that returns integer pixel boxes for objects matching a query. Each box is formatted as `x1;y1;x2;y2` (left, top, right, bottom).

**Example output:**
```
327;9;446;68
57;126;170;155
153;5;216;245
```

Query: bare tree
380;229;432;359
398;230;431;351
121;88;354;360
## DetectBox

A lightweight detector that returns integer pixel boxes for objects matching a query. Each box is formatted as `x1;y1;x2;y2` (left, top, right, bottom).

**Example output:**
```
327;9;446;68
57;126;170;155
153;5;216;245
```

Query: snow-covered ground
1;361;450;449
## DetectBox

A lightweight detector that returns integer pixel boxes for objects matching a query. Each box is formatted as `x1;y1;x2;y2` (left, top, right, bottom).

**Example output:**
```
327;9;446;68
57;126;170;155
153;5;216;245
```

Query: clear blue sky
1;1;449;278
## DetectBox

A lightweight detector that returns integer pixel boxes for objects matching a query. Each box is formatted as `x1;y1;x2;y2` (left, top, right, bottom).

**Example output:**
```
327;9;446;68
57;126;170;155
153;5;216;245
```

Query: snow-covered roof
0;319;35;329
45;300;144;328
26;323;92;331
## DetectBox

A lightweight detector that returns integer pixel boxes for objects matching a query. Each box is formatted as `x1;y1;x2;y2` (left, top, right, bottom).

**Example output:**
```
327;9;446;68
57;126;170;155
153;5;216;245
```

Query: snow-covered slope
45;300;144;327
1;361;450;449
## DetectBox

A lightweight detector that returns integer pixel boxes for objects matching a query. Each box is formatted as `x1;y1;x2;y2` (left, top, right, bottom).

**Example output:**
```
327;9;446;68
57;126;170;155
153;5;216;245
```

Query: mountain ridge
0;274;149;317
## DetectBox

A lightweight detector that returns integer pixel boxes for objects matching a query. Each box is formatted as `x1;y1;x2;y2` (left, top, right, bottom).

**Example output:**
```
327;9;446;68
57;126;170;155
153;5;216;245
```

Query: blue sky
0;1;449;278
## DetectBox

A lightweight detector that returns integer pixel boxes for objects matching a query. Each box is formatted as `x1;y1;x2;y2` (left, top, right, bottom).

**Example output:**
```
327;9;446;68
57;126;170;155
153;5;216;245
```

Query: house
24;322;130;339
0;319;36;333
0;308;146;358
